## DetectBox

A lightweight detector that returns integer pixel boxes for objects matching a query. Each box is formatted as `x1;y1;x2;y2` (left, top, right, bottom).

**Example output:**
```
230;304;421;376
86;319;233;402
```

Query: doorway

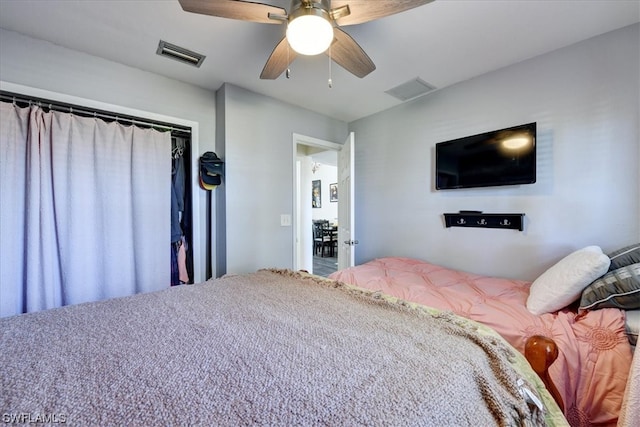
293;134;342;275
310;150;338;277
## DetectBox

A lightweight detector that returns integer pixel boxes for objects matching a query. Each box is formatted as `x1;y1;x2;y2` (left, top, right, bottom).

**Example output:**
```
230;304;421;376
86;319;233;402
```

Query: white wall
0;29;216;281
349;24;640;281
217;84;347;275
0;29;348;280
3;24;637;283
310;164;338;223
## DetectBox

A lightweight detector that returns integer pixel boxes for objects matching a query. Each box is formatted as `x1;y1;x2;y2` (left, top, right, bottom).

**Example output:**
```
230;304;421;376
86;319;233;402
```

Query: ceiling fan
178;0;433;79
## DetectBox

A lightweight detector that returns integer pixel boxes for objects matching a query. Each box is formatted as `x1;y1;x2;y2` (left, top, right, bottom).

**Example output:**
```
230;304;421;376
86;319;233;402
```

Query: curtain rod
0;91;191;135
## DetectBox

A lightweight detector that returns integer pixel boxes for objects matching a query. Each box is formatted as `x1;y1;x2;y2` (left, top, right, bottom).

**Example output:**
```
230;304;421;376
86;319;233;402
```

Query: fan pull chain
286;43;291;79
328;44;332;88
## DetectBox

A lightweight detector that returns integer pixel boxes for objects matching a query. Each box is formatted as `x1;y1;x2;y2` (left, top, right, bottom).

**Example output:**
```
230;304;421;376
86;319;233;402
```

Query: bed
329;247;639;427
0;269;567;426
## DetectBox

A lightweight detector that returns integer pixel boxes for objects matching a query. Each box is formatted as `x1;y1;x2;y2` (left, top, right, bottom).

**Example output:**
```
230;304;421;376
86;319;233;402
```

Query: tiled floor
313;254;338;277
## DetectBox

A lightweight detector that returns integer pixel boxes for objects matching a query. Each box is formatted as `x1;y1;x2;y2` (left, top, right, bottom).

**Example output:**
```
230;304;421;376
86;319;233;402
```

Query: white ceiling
0;0;638;122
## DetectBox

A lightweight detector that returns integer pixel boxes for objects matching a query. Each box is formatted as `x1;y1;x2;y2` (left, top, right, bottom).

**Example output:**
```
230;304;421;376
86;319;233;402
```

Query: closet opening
170;134;194;285
1;90;195;286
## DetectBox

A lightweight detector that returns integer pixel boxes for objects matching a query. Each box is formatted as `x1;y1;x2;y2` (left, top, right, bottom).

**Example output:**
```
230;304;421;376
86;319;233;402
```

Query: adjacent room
0;1;638;426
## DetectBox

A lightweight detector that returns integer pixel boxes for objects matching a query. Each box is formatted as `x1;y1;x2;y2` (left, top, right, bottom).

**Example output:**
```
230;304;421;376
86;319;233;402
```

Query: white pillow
526;246;611;315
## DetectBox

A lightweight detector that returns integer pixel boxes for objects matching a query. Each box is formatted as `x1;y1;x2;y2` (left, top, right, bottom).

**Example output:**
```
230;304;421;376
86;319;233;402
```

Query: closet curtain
0;102;171;317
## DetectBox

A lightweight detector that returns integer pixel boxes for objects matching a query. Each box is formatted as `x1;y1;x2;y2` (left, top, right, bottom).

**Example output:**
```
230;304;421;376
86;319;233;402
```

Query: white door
337;132;356;270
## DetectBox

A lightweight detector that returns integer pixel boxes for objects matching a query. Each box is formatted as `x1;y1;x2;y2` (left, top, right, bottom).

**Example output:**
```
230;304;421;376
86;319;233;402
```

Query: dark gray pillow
608;243;640;270
579;263;640;311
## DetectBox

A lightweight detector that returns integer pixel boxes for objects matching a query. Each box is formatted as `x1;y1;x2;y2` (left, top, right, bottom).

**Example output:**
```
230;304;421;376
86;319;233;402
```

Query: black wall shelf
443;212;525;231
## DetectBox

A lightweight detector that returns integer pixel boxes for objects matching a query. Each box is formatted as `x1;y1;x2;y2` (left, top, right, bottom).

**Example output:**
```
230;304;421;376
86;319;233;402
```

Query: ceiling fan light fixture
286;8;333;56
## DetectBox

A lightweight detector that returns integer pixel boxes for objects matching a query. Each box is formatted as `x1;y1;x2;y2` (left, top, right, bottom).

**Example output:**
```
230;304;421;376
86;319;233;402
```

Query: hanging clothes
170;238;189;286
170;137;190;285
171;138;186;243
171;243;179;287
177;236;189;283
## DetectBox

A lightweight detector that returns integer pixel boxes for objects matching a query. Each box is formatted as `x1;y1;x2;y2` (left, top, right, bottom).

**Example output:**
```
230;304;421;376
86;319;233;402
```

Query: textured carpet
1;269;545;426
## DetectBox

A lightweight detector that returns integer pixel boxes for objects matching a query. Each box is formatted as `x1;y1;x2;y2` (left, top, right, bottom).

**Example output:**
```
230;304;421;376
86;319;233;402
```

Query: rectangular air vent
385;77;436;101
156;40;206;68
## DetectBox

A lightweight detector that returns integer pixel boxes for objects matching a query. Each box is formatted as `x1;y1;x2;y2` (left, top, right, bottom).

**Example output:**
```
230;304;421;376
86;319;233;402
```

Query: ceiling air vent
385;77;436;101
156;40;206;68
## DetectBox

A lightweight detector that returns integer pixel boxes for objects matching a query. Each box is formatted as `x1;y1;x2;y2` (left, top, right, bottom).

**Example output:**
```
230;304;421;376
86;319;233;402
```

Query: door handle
343;240;359;246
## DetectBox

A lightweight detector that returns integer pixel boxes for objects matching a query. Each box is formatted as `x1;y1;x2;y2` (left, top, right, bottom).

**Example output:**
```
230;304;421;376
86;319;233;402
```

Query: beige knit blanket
1;269;545;426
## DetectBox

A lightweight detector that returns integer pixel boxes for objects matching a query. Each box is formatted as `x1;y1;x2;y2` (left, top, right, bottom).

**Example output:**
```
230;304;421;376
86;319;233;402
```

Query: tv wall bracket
443;211;525;232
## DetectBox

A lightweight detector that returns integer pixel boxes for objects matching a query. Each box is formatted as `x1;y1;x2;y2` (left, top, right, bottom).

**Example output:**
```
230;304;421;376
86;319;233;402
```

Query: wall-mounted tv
435;122;536;190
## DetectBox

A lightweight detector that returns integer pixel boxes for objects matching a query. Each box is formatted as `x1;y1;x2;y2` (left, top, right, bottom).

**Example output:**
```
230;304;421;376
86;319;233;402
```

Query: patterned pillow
608;243;640;270
579;263;640;311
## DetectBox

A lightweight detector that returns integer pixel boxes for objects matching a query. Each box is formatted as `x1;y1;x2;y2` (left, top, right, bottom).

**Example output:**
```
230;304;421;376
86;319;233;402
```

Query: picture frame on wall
330;183;338;202
312;180;321;208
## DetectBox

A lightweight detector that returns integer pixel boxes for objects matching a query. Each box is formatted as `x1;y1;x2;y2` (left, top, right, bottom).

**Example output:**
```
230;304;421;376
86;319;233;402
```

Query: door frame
292;133;342;272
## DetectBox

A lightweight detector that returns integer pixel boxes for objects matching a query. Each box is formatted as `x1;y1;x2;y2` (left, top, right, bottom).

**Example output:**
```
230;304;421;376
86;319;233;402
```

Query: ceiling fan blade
326;28;375;78
331;0;433;26
178;0;286;24
260;37;298;79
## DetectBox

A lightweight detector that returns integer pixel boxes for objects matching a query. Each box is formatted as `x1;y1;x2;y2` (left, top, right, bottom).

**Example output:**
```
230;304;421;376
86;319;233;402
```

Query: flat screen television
435;122;536;190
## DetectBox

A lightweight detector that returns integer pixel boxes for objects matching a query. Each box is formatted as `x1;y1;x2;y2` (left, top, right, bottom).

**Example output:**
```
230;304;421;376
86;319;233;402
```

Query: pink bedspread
330;257;633;427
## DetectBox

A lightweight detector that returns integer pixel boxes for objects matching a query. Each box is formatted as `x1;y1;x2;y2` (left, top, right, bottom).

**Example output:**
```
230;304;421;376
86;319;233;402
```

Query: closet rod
0;91;191;134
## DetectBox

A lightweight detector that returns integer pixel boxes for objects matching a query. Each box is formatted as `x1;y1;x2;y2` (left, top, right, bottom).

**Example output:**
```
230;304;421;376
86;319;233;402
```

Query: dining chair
312;221;332;257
